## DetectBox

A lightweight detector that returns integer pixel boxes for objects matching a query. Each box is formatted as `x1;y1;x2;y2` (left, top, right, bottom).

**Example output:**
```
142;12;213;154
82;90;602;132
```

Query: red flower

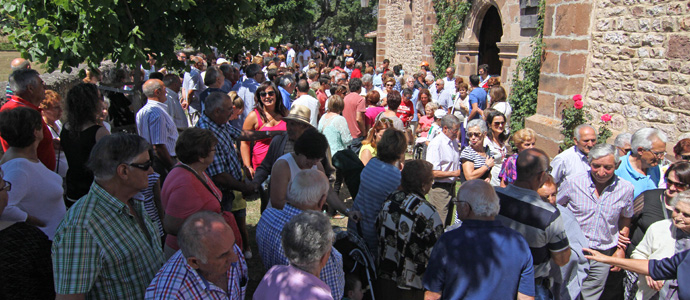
601;114;612;122
574;100;584;109
573;94;583;101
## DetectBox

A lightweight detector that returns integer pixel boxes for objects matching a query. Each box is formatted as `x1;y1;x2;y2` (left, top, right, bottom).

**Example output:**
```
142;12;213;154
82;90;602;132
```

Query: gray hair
8;69;40;94
438;114;460;129
86;133;150;180
614;133;632;148
287;169;329;207
177;211;227;263
574;124;596;141
456;180;500;217
588;143;620;164
467;118;488;134
204;92;229;115
670;190;690;207
203;66;222;86
279;75;295;88
375;67;383;74
631;128;668;155
425;75;435;82
361;74;373;84
281;211;334;273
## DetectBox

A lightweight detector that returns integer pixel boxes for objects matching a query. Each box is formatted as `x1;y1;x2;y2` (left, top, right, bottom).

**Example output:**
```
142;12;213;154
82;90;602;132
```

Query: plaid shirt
256;204;345;300
196;113;243;180
145;245;247;300
52;182;165;299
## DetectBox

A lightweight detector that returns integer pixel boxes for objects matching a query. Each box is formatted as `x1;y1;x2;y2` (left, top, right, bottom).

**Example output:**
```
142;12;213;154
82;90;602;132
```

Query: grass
0;48;49;81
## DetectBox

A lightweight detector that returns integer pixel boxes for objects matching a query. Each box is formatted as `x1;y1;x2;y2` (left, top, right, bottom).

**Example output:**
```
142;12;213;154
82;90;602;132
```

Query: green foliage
431;0;471;76
508;0;545;134
597;121;613;144
1;0;295;72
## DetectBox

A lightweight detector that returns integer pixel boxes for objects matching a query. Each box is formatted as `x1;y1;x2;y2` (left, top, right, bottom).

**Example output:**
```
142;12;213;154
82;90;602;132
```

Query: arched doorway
477;6;503;76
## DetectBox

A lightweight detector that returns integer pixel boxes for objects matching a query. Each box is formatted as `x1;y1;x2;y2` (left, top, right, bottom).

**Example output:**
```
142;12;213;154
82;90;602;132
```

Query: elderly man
557;144;634;299
163;74;189;131
1;69;55;170
146;211;248;299
614;132;633;157
550;124;597;185
255;211;335;300
426;114;461;225
360;73;373;96
616;127;667;198
256;169;344;299
496;148;571;298
136;78;179;180
199;65;225;112
292;79;320;127
424;180;535;300
52;134;165;299
232;63;264;129
443;66;456;92
196;92;282;211
4;57;31;102
182;56;206;124
278;75;296;110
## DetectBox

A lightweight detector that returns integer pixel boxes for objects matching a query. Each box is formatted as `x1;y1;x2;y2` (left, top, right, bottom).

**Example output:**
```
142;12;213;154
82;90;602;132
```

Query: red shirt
351;69;362;79
396;100;414;126
315;89;328;116
0;95;56;170
342;92;366;138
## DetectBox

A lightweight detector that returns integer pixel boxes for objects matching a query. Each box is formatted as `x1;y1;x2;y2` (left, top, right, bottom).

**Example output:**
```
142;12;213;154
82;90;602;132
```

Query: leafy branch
431;0;471;76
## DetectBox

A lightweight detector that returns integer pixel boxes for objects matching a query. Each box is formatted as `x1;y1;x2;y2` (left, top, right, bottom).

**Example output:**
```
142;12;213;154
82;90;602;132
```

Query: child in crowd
343;274;364;300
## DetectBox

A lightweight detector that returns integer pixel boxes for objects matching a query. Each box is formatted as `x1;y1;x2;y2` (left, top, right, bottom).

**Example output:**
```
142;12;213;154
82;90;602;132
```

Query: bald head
516;148;550;184
142;79;165;101
10;58;30;71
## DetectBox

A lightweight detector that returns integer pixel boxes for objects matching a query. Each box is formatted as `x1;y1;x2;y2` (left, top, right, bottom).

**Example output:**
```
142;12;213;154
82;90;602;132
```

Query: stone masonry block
536;92;556;116
668;35;690;60
670;95;690;110
540;75;585;96
555;3;593;36
544;38;589;52
560;53;587;75
542;51;559;74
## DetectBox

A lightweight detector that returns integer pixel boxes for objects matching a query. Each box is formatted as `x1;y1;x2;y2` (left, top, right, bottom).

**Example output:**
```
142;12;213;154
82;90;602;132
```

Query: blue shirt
196;113;243;180
232;78;260;129
423;220;535;299
468;87;487;120
550;205;590;300
278;86;292;110
615;153;661;198
649;250;690;300
199;87;224;112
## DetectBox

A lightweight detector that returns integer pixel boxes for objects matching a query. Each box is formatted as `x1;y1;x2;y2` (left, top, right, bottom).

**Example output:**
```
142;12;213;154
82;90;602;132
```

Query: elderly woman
461;119;495;181
360;118;393;166
241;82;288;179
40;89;68;178
375;160;443;299
348;128;407;259
484;110;509;186
61;83;110;205
500;128;537;186
254;211;335;300
161;128;242;258
0;107;66;240
318;95;352;155
631;188;690;299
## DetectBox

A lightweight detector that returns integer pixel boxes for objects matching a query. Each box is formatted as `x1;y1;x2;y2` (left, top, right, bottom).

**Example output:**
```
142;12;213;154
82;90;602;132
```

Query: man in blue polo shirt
423;180;535;300
467;74;487;121
615;127;666;198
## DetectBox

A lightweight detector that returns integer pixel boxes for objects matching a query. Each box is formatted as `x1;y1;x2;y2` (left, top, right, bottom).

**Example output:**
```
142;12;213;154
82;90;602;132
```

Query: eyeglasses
128;160;153;171
0;180;11;192
492;121;506;126
667;178;689;189
648;149;666;158
259;91;276;98
681;154;690;161
618;147;632;154
466;132;482;138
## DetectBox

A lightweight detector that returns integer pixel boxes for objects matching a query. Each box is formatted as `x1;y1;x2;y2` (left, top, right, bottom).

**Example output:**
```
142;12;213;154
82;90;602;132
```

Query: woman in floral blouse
499;128;537;187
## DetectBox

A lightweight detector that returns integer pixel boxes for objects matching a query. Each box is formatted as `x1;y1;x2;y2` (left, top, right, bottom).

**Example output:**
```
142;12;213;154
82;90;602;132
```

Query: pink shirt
419;116;434;137
253;265;333;300
343;92;366;138
365;106;385;128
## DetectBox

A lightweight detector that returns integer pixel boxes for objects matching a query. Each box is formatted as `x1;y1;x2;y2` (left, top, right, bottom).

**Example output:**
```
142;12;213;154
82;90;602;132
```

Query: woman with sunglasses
241;82;288;179
461;119;494;181
484;110;509;186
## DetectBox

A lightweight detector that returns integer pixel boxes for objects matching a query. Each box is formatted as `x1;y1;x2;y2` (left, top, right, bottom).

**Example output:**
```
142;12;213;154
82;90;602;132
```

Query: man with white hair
360;73;373;96
136;79;179;179
616;127;667;198
146;211;248;299
551;124;598;185
255;169;344;299
426;114;462;225
557;144;635;299
614;132;633;157
423;180;535;300
254;211;335;300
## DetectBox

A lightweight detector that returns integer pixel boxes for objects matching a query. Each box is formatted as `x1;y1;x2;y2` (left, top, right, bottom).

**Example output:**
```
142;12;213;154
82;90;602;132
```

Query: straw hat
283;105;312;127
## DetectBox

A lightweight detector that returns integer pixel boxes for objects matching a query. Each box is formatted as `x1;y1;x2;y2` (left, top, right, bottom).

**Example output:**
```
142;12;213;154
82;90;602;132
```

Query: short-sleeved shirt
254;265;333;300
232;78;260;129
423;220;535;299
0;95;56;170
165;88;189;130
145;246;247;300
435;89;454;110
342;92;366;138
460;145;492;180
293;95;321;127
615;153;661;199
183;67;204;113
196;113;243;180
557;172;635;250
496;184;570;279
550;146;590;185
426;133;460;183
52;182;164;298
467;88;487;120
376;191;444;290
255;204;344;300
136;100;179;156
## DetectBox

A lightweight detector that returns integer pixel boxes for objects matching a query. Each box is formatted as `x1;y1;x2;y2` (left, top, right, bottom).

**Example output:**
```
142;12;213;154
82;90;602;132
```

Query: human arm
52;225;101;297
211;172;255;195
461;157;494;181
552;248;572;267
360;148;373;166
611;216;632;271
584;248;650;275
241;111;258;178
336;116;353;146
424;291;441;300
356;111;366;138
0;166;46;226
269;159;291;209
467;101;482;120
547;215;571;267
517;293;535;300
251;135;284;185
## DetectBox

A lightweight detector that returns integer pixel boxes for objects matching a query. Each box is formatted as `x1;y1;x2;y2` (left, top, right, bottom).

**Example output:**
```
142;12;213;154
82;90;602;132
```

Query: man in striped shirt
557;144;634;299
496;148;571;299
146;211;248;300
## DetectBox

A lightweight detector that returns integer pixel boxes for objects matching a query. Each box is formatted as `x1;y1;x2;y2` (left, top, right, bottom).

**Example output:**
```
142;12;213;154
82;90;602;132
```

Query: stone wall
585;0;690;153
376;0;436;73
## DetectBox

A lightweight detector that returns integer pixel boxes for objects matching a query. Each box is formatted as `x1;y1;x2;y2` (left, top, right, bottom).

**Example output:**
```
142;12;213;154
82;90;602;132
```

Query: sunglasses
466;132;482;138
128;160;153;171
0;180;11;192
667;178;689;189
259;91;276;98
492;121;506;126
681;155;690;161
385;84;395;87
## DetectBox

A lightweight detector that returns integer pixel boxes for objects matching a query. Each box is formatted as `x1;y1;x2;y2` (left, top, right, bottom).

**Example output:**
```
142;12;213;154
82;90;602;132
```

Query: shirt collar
621;153;646;180
146;99;168;109
9;95;41;112
573;146;589;162
586;171;621;190
89;181;143;215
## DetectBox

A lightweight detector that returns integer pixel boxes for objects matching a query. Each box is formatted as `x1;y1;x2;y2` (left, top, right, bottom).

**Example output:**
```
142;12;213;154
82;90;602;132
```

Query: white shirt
426;132;460;183
287;49;296;66
165;88;189;130
444;76;456;92
136;100;179;156
551;146;590;185
292;94;321;127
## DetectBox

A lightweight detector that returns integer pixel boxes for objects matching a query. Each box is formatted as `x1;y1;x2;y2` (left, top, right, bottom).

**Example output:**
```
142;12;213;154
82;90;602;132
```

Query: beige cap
283;105;312;127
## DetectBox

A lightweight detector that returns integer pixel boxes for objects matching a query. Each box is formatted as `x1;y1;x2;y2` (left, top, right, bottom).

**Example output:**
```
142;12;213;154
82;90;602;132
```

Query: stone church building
374;0;690;155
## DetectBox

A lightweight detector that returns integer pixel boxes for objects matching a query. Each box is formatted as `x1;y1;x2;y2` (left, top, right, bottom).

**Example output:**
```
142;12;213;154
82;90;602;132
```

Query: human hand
485;157;495;168
610;248;625;272
181;100;189;110
244;166;255;180
617;234;631;249
53;138;61;151
645;276;664;291
583;248;607;262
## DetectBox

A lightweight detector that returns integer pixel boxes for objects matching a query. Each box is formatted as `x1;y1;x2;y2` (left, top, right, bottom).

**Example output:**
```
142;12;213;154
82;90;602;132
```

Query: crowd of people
0;42;689;300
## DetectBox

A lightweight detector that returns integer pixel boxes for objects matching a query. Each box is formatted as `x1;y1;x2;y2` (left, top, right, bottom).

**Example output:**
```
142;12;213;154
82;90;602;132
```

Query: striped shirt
141;172;164;237
52;182;165;298
145;246;247;300
557;172;634;250
196;114;243;180
256;204;345;300
460;145;491;169
496;184;570;279
136;100;179;156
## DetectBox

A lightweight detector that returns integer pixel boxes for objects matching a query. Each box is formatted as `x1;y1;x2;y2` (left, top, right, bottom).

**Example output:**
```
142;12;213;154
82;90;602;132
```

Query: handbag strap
172;164;221;202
